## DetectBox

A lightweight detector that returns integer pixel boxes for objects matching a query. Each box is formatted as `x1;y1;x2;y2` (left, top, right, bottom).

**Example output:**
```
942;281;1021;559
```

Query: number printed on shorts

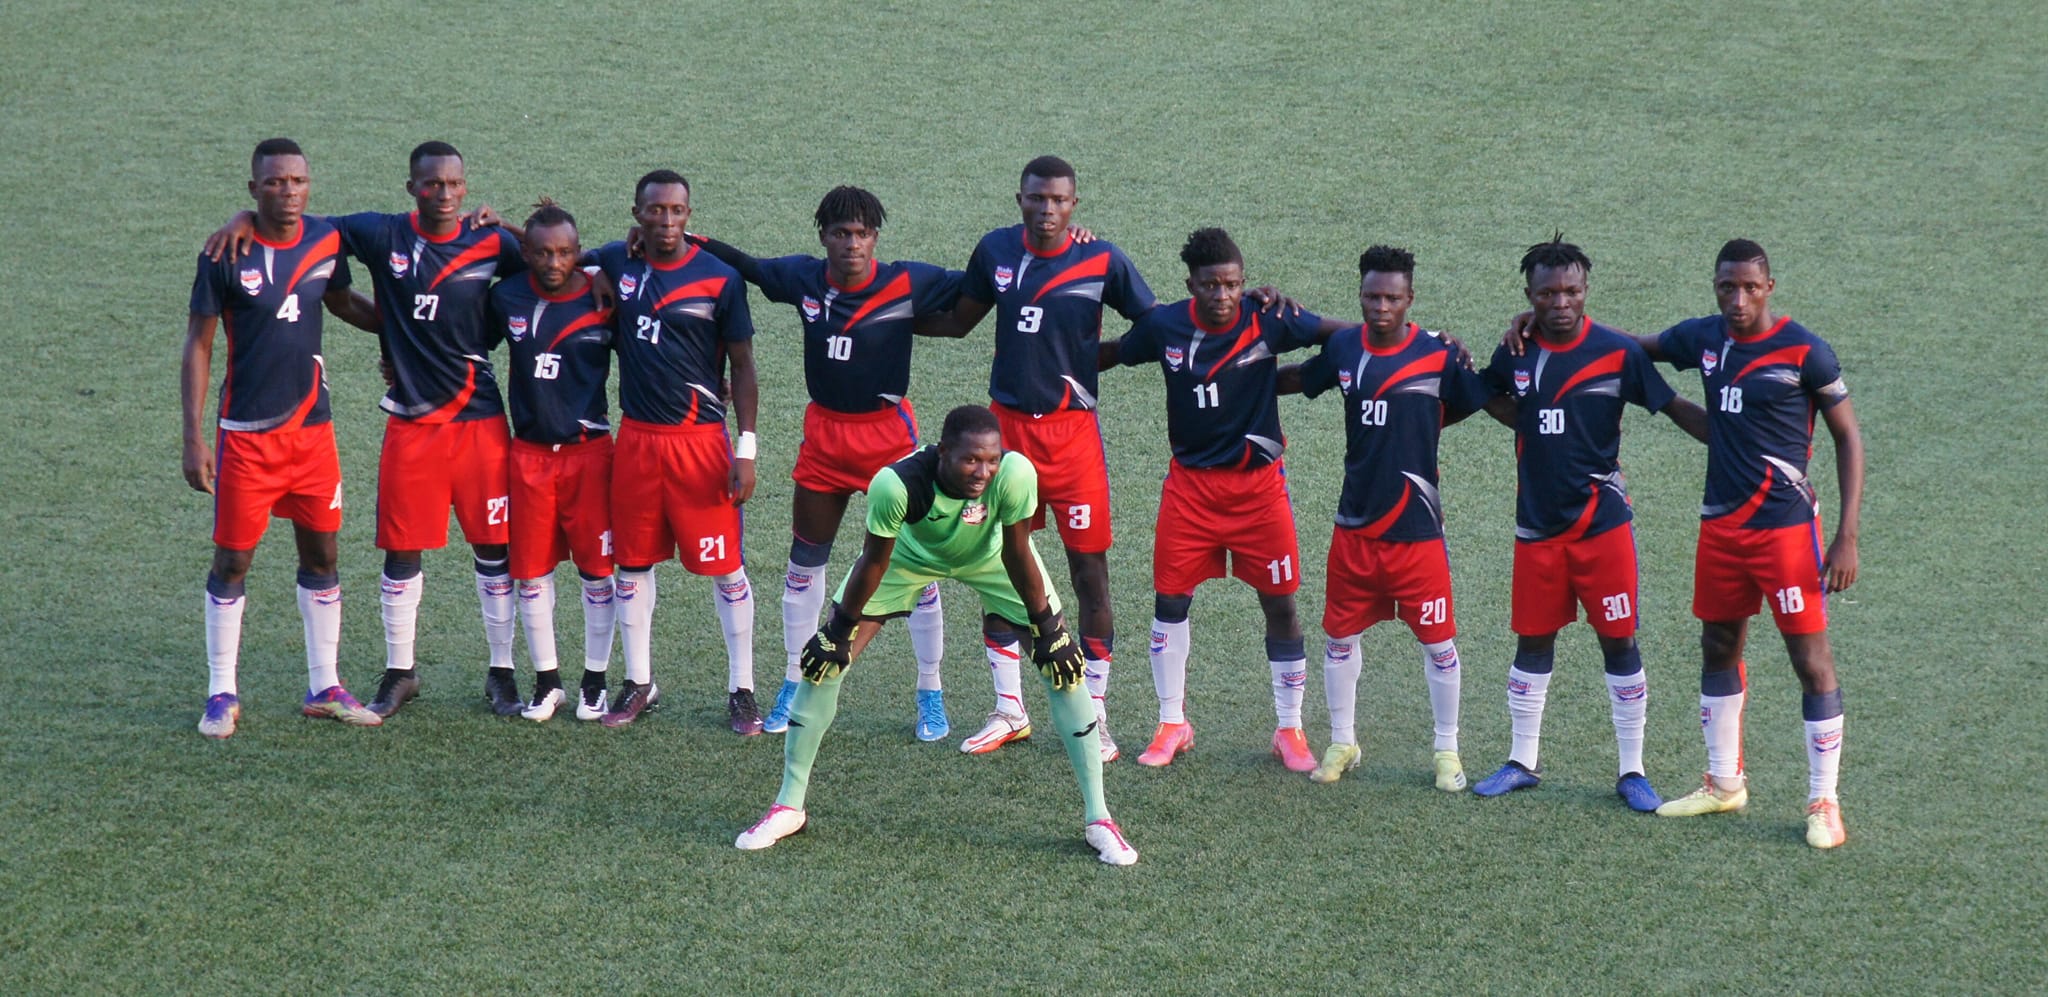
275;293;301;323
825;334;853;361
1067;504;1092;531
412;293;440;321
1601;592;1633;622
486;495;509;525
1016;305;1044;334
533;353;560;380
1358;398;1388;426
1267;555;1294;585
1418;597;1448;626
600;530;613;556
1719;385;1744;413
1774;586;1804;614
1538;407;1565;435
698;535;726;563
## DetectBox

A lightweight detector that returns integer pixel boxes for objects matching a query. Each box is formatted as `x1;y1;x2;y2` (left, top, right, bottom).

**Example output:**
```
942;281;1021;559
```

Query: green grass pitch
2;1;2044;991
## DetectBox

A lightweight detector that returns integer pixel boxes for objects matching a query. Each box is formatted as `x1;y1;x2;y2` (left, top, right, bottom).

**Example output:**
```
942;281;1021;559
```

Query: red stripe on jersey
1204;317;1263;381
653;276;729;312
827;262;877;293
1552;350;1626;398
219;311;236;416
1716;463;1776;525
1555;483;1603;542
414;361;479;424
1732;344;1811;383
1358;480;1412;539
427;232;504;290
283;231;343;294
1030;253;1110;303
1370;354;1445;400
844;271;913;330
546;309;612;351
277;358;323;432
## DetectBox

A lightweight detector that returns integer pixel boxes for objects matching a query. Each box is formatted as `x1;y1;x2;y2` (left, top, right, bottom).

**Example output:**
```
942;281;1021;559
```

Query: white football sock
298;581;341;692
713;569;755;692
205;587;245;697
1806;715;1844;800
781;557;828;671
1507;666;1551;770
517;576;559;673
1702;690;1746;781
1607;669;1649;776
616;569;656;684
1421;639;1462;753
1149;618;1190;724
986;633;1026;717
909;583;945;691
1322;634;1362;745
475;560;515;669
1271;658;1306;728
379;571;423;671
580;575;614;674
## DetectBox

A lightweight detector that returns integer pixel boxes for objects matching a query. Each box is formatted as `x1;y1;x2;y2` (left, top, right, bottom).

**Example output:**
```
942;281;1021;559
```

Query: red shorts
1512;523;1640;639
1693;516;1829;634
792;400;920;496
992;403;1112;553
1323;528;1456;643
375;416;511;551
509;436;614;580
611;418;743;575
1153;461;1301;597
212;422;343;550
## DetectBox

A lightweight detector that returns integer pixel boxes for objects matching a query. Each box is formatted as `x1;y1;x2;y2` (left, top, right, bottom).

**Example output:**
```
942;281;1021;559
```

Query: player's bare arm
1480;393;1518;428
203;210;260;262
913;293;992;339
1274;362;1306;396
179;313;220;494
685;233;771;285
1820;398;1864;592
1663;395;1711;443
321;287;381;333
728;338;759;504
800;530;896;681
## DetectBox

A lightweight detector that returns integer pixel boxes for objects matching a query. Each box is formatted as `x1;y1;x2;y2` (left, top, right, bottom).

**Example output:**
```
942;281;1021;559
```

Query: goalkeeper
736;405;1137;865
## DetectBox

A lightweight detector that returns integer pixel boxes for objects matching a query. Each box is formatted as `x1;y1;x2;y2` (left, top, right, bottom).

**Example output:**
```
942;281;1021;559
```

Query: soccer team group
183;139;1864;866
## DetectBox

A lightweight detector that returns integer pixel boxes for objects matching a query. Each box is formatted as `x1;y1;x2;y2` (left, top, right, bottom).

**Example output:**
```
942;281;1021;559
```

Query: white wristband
734;431;758;460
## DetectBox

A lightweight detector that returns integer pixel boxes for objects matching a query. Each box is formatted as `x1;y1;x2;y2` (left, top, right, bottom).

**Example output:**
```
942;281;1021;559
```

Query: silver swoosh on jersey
1246;434;1284;461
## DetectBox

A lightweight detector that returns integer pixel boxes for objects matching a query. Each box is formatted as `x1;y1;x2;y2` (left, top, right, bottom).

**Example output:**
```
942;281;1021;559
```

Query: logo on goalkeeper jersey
1513;369;1532;396
1701;350;1719;376
388;251;410;277
1164;347;1185;371
801;296;822;322
507;315;529;341
239;268;264;294
993;266;1014;293
960;501;987;525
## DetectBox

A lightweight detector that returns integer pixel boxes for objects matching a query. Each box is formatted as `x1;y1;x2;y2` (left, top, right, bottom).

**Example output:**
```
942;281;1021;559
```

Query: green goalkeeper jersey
865;447;1038;570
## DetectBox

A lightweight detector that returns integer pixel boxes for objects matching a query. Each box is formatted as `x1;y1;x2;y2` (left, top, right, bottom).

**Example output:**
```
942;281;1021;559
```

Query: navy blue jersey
189;218;353;432
1300;324;1497;541
1116;300;1324;469
332;212;524;423
751;256;962;413
1483;317;1677;541
962;225;1155;413
489;275;614;445
596;242;753;426
1657;315;1848;529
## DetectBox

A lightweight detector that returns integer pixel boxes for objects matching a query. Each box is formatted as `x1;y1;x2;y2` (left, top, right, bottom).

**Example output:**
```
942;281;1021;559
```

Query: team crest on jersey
801;295;822;322
1513;369;1532;396
388;251;410;277
507;315;529;341
618;273;639;299
1701;350;1719;376
237;268;263;294
960;501;988;525
1337;369;1353;392
1164;346;1185;371
993;266;1014;293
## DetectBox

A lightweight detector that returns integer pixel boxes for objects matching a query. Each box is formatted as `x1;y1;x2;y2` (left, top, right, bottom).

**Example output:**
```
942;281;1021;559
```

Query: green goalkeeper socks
1044;675;1111;823
775;674;845;811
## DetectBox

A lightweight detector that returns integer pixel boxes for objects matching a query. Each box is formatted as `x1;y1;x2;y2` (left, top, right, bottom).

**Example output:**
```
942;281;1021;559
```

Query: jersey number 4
276;293;301;323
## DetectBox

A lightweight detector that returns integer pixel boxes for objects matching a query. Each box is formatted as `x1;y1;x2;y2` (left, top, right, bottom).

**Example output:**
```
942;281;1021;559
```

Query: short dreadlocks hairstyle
1520;234;1591;280
815;185;886;231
